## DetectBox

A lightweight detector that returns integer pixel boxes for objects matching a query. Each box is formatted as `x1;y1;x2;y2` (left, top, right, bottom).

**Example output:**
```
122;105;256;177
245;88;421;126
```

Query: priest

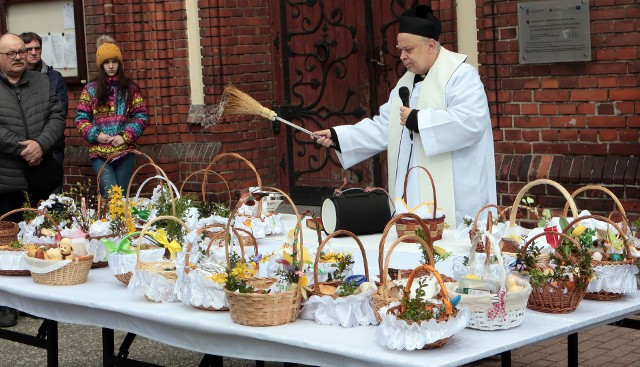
314;5;496;226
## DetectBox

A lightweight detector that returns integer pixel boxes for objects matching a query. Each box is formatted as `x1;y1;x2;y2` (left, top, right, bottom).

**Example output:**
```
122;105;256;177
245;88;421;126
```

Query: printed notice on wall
517;0;591;64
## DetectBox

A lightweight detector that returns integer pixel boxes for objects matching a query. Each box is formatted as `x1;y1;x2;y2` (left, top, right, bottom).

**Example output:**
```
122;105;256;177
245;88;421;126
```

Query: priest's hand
313;129;334;148
399;106;412;126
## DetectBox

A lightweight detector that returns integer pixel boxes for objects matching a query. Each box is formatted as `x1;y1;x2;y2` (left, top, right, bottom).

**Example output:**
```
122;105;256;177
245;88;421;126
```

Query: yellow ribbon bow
152;229;182;260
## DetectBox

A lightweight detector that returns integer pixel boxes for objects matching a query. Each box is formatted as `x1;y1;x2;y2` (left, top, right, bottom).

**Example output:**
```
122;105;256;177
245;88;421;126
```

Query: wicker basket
395;166;445;242
521;231;589;313
129;216;192;302
181;223;257;311
0;221;18;246
0;208;62;276
447;227;532;330
563;214;635;301
29;255;94;285
225;186;302;327
373;234;434;322
377;264;465;350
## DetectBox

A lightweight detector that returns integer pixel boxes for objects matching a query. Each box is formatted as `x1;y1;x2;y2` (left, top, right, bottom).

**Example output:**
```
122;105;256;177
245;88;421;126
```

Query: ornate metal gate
269;0;423;204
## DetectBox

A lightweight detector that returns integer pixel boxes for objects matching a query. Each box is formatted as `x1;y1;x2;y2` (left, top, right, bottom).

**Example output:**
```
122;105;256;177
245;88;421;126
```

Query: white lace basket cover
1;250;30;271
21;254;71;273
587;263;638;294
84;238;109;264
108;248;166;276
127;260;178;303
375;302;470;351
175;245;229;311
447;232;532;331
299;287;379;327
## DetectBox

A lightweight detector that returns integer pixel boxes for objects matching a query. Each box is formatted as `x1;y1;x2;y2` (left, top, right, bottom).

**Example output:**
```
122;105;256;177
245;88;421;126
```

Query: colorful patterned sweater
75;76;148;159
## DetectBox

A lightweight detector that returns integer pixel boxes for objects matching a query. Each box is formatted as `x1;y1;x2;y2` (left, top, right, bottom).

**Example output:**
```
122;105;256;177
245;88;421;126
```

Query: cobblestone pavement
1;314;639;367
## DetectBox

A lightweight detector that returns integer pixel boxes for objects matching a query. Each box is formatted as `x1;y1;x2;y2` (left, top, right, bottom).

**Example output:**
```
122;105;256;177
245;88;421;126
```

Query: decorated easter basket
179;223;255;311
106;231;166;285
562;214;637;301
224;187;302;327
563;185;637;301
446;227;532;330
127;215;191;303
0;208;61;276
372;233;435;324
520;231;591;313
376;264;469;350
505;179;580;272
395;166;445;242
299;229;377;327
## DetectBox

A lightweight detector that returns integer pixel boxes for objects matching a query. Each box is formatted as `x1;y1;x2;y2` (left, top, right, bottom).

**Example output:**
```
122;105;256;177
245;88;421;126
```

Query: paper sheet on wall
63;2;75;29
50;34;66;68
65;33;77;68
40;34;53;66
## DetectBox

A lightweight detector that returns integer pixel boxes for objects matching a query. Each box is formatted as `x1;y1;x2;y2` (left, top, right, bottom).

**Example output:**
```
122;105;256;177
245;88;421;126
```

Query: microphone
399;86;410;107
398;86;413;140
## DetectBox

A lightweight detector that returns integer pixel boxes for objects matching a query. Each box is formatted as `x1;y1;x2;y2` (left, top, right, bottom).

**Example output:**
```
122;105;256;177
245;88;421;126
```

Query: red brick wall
65;0;277;201
477;0;640;224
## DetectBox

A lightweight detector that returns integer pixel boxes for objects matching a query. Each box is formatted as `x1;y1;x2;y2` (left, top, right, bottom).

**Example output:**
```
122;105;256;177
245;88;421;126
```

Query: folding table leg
501;350;511;367
568;333;578;366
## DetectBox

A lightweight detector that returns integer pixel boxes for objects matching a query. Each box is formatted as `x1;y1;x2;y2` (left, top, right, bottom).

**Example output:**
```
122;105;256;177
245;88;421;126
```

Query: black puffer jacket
0;70;65;193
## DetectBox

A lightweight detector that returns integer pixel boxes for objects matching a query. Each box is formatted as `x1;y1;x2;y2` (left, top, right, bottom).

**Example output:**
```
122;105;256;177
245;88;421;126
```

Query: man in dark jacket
0;33;65;328
19;32;68;194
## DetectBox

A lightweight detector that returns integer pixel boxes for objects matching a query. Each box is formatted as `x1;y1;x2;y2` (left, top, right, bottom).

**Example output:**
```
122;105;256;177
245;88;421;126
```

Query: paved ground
1;314;639;367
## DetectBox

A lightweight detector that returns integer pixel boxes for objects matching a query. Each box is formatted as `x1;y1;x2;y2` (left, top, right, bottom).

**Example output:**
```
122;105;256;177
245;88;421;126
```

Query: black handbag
320;188;392;235
24;153;63;198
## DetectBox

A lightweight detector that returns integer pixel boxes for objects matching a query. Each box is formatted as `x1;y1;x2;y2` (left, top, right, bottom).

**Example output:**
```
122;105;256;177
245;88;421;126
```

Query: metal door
269;0;427;204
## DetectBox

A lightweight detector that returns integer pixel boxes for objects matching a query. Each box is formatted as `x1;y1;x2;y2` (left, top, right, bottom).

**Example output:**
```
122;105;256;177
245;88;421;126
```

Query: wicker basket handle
402;166;438;216
205;153;263;215
134;215;192;265
377;212;433;281
311;229;369;293
562;185;629;228
562;214;632;261
380;234;434;300
0;208;61;237
126;161;176;218
508;179;578;227
179;168;232;209
184;223;253;274
403;264;453;316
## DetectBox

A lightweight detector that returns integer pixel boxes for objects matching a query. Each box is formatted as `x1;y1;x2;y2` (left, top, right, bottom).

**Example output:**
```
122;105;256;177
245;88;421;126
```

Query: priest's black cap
398;5;442;40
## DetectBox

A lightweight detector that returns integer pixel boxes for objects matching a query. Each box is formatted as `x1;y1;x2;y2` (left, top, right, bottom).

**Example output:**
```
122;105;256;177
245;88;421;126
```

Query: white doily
451;253;515;281
127;269;179;303
233;214;285;238
175;268;227;310
85;239;109;262
375;302;470;351
108;248;166;275
21;254;71;273
299;287;378;327
587;264;638;294
0;250;29;271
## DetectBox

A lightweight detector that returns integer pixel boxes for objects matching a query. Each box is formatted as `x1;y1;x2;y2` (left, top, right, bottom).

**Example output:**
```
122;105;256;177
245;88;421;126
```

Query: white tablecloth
1;215;640;367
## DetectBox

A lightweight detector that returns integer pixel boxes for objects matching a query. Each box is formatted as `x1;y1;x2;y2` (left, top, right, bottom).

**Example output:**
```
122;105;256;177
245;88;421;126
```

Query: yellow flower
298;274;309;288
243;219;252;228
571;225;586;237
209;273;227;284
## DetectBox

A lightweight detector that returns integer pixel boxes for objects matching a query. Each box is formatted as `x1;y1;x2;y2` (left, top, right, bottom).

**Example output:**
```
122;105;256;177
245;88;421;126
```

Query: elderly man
0;33;65;327
315;5;496;226
19;32;68;194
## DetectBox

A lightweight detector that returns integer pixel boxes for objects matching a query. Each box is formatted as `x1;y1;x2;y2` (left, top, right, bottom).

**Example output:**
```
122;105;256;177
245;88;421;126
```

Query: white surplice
333;48;496;226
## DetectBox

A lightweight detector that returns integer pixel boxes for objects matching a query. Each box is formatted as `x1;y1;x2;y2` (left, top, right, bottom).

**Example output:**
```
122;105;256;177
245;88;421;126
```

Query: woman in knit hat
75;35;148;197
